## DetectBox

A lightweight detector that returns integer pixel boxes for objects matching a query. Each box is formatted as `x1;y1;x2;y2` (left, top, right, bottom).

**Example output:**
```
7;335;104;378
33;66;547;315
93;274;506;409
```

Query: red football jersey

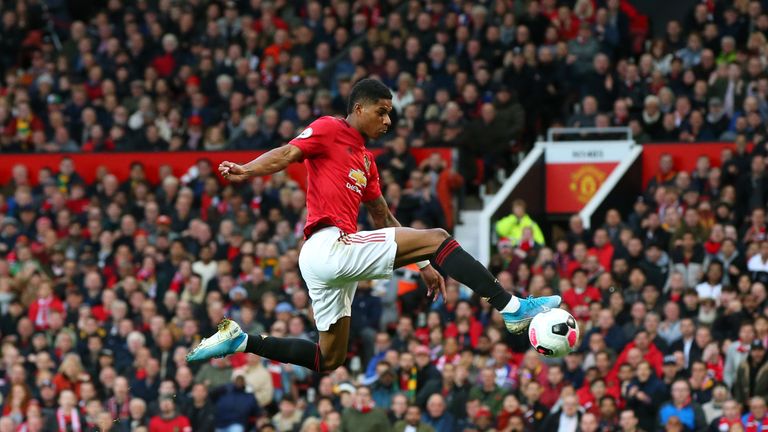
289;116;382;237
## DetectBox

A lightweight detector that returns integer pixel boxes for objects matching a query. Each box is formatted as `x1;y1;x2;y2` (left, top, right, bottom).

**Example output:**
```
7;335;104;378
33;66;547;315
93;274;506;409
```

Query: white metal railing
478;144;545;265
546;127;633;142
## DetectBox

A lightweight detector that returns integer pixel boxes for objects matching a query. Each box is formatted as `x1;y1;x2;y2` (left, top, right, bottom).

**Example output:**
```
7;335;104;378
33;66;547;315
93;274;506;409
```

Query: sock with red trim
244;335;323;372
433;237;513;311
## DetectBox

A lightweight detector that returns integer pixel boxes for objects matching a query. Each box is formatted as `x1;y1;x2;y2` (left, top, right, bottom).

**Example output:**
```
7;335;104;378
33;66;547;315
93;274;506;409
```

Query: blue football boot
501;295;562;334
186;318;247;362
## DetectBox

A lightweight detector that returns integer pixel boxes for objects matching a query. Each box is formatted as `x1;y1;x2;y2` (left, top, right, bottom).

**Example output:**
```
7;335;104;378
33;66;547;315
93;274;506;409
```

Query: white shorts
298;226;397;331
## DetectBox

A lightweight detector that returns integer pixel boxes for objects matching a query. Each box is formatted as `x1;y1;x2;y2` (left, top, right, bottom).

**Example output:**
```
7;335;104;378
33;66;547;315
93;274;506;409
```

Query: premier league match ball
528;308;579;358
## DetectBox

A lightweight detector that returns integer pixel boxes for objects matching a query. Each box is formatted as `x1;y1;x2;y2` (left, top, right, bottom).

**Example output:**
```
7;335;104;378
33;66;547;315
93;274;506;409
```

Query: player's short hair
347;78;392;114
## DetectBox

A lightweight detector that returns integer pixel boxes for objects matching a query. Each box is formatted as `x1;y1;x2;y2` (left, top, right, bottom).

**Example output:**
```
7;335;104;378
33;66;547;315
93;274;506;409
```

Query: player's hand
219;161;250;182
420;265;446;302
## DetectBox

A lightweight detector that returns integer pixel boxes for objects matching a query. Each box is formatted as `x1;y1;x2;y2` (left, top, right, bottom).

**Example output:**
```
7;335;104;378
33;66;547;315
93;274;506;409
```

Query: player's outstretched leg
186;319;326;371
187;317;350;372
394;228;561;334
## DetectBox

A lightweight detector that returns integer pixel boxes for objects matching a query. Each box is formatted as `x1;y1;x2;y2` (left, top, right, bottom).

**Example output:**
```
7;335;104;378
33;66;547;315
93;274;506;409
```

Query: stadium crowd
4;0;768;431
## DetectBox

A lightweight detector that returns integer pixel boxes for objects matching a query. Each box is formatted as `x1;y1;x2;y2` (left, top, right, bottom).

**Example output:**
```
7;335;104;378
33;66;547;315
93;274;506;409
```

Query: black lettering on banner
571;150;604;159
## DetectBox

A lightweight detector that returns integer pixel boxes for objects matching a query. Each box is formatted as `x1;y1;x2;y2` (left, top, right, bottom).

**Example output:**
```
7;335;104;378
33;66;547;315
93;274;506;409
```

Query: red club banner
544;142;632;214
546;162;618;213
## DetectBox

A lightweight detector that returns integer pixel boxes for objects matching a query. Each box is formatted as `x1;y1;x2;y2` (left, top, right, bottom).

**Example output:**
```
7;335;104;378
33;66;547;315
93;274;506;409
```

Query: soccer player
186;79;560;371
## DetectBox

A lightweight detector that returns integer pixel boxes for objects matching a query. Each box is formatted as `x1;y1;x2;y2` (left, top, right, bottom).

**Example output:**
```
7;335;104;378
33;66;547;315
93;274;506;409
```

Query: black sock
433;237;512;311
245;335;323;372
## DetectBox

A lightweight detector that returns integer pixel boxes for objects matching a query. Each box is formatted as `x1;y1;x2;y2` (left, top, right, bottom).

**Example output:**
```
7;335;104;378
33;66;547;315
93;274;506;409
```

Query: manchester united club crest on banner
569;165;608;204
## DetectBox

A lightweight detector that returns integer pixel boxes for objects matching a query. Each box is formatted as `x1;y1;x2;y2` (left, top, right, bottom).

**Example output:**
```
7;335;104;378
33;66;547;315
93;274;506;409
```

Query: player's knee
320;353;345;371
430;228;450;244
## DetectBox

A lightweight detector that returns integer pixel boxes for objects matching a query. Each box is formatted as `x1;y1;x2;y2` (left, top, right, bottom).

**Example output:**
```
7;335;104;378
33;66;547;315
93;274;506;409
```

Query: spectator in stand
230;115;267;150
710;238;745;287
538;365;566;409
671;232;706;289
370;363;398;410
400;170;445;229
696;261;724;305
496;199;545;246
419;153;464;232
376;138;418;189
589;229;615;272
148;395;191;432
581;309;626;354
50;390;84;432
617;409;642;432
625;361;665;431
211;374;261;432
272;396;302;432
469;368;505;412
737;155;768;222
28;280;64;331
568;95;598;127
733;340;768;405
646;154;677;196
702;383;729;425
659;380;707;431
749;240;768;284
415;363;469;420
709;398;742;431
182;384;215;432
393;405;433;432
724;323;756;388
617;329;664;377
743;396;768;431
421;393;457;432
541;394;581;431
340;386;390;432
563;269;602;322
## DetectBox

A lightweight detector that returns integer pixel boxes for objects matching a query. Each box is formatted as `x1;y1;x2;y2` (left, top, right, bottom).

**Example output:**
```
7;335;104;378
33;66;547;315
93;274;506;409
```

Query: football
528;308;579;358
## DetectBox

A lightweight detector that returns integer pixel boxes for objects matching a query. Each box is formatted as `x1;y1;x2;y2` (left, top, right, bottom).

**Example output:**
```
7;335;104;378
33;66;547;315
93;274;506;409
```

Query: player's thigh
305;279;357;331
392;227;450;267
318;316;351;369
302;277;356;370
300;226;396;282
299;228;338;283
335;228;399;281
299;230;358;332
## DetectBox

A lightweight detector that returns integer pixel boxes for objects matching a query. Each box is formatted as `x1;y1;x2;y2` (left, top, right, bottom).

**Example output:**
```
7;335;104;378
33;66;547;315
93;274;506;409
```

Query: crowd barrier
641;141;750;187
0;148;454;188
